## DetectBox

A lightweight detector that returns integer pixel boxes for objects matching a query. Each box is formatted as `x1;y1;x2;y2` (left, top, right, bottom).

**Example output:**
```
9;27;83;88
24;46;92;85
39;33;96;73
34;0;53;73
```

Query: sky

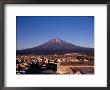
16;16;94;50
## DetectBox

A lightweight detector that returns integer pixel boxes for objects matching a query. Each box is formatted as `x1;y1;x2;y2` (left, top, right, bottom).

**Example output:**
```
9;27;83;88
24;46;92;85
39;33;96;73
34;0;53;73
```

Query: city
16;53;94;75
16;16;94;75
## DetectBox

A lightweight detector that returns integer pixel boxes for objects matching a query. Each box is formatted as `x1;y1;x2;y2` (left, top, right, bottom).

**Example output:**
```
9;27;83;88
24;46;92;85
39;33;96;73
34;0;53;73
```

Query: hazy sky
16;16;94;50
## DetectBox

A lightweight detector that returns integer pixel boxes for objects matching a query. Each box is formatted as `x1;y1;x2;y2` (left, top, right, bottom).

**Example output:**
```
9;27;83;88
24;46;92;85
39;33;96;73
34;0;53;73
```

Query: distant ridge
17;38;94;55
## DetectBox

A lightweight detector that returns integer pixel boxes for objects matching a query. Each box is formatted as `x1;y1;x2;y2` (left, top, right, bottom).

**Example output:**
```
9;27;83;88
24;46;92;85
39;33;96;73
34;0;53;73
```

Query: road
58;65;94;68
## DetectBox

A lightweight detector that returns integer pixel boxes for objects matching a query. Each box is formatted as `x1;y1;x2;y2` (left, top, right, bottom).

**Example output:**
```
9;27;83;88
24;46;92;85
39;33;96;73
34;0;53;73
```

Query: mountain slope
17;38;94;55
34;38;81;49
